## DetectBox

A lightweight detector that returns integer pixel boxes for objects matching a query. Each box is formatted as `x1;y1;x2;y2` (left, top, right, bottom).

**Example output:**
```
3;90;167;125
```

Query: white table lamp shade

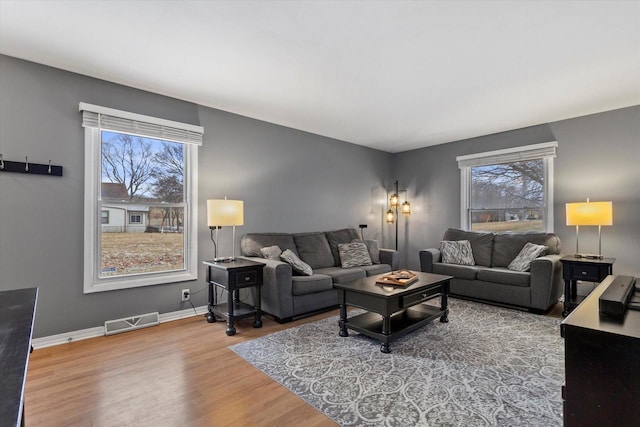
566;201;613;226
207;199;244;227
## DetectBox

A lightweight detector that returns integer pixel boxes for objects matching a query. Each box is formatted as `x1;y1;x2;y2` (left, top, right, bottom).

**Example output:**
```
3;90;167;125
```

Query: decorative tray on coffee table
376;270;418;286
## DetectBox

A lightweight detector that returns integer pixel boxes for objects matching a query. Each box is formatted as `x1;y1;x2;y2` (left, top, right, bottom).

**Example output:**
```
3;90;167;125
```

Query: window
129;214;142;224
457;142;557;233
81;103;203;293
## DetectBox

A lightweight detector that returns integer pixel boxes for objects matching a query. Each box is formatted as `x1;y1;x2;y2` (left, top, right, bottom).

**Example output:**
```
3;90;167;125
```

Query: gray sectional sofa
240;228;400;322
419;228;563;312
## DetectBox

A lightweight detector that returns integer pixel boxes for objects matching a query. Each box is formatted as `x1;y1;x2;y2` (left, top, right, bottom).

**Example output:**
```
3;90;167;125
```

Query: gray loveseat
240;228;400;322
419;228;563;312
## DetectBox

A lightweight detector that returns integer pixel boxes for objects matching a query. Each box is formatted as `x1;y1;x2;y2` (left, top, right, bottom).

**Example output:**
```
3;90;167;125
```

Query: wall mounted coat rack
0;155;63;177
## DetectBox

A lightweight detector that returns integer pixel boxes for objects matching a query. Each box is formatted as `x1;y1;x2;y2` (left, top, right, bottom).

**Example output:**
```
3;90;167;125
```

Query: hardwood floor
25;310;341;427
25;301;564;426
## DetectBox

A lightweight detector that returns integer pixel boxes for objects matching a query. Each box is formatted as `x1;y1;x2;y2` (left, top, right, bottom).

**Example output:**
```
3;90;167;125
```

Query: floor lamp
386;180;411;250
207;198;244;262
566;199;612;259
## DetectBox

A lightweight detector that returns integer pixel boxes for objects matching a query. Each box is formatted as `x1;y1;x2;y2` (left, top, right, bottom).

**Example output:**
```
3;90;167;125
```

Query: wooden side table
560;255;615;316
203;259;265;336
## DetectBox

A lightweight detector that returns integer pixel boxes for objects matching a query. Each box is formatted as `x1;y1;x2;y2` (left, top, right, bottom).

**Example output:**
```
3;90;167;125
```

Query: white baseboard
32;305;209;349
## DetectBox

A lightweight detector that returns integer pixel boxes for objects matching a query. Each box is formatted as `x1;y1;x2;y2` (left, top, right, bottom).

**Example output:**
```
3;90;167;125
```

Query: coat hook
25;156;29;172
48;160;52;174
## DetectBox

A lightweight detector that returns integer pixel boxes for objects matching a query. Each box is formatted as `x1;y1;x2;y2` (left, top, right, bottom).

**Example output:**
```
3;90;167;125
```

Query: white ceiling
1;1;639;153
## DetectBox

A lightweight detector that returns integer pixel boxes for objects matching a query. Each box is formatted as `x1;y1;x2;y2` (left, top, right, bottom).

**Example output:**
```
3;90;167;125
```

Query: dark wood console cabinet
560;275;640;427
0;287;38;427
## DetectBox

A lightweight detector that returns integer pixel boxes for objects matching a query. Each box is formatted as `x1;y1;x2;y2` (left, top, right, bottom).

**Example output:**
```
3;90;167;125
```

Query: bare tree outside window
100;131;186;277
470;160;544;232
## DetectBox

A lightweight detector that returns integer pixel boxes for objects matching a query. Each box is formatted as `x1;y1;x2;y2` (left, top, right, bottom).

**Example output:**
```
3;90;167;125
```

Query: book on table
376;270;418;286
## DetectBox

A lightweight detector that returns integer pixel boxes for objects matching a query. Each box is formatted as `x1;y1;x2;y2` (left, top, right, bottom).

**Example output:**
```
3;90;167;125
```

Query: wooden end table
334;271;452;353
560;255;615;316
203;259;265;336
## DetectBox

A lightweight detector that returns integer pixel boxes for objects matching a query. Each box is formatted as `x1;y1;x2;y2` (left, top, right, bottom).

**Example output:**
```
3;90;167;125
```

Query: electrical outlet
181;289;190;302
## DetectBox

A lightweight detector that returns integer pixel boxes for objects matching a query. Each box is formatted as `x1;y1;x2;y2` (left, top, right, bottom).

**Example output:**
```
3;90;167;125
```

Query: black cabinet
561;275;640;426
560;256;614;316
0;287;38;427
203;259;265;336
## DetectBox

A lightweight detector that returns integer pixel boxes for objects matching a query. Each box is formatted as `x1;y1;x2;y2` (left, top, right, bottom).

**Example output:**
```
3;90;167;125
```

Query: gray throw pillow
260;245;282;260
280;249;313;276
338;242;373;268
507;242;548;272
440;240;475;265
351;239;380;264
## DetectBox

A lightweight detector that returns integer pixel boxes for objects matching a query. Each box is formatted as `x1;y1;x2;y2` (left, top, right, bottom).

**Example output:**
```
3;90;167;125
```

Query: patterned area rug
230;299;564;426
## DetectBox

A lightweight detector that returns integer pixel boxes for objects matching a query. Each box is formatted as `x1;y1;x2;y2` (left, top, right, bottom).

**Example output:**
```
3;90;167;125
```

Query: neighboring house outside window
81;103;203;293
457;142;557;233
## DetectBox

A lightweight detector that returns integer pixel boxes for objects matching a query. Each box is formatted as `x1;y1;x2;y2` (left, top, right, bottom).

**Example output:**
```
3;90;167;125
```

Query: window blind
79;102;203;146
457;141;557;169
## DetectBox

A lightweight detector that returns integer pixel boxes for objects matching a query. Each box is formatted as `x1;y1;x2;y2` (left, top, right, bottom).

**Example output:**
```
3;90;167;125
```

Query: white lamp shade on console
207;199;244;227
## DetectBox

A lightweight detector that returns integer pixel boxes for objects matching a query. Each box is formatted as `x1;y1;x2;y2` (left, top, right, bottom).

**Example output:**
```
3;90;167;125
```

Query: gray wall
2;54;637;338
0;55;392;337
393;106;640;276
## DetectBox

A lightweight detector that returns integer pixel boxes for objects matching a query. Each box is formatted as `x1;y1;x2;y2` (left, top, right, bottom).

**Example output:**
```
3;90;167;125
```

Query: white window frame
457;141;557;232
81;103;203;293
129;214;142;224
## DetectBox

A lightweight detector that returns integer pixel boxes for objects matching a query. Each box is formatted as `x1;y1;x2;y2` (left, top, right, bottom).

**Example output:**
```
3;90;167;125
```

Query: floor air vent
104;312;160;336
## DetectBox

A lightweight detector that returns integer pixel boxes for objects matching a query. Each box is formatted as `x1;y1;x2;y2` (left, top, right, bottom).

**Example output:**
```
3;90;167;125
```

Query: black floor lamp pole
394;180;399;251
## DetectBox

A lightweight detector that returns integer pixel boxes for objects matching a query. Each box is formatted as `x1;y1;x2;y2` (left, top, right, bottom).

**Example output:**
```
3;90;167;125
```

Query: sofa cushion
440;240;475;265
433;263;481;280
241;233;298;257
280;249;313;276
352;239;381;264
360;264;392;276
443;228;494;267
338;242;372;268
260;245;282;260
314;266;366;284
326;228;360;266
508;242;548;272
492;233;560;267
291;274;334;296
477;267;530;287
293;232;335;269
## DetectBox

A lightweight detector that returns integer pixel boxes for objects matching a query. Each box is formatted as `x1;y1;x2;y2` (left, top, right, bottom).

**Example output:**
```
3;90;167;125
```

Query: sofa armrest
240;256;294;320
379;248;400;270
419;248;441;273
529;254;563;311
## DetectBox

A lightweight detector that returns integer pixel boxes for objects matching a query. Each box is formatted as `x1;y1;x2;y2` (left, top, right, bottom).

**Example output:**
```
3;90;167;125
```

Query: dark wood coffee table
334;271;452;353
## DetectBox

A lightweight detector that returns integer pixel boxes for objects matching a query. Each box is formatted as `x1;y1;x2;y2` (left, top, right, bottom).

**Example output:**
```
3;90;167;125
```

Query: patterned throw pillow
280;249;313;276
260;245;282;260
440;240;475;265
508;242;548;272
351;239;380;264
338;242;373;268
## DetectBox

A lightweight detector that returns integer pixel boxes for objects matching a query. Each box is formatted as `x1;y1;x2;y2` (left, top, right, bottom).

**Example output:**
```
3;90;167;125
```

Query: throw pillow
280;249;313;276
351;239;380;264
338;242;373;268
508;242;548;272
440;240;475;265
260;245;282;260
